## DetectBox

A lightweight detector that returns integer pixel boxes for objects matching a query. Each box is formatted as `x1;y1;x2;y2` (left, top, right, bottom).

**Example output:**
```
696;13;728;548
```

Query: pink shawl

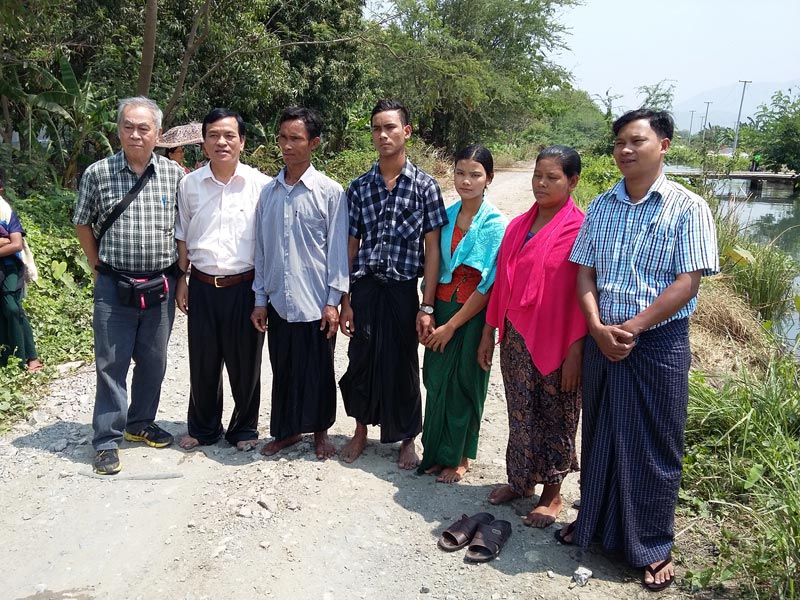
485;197;587;376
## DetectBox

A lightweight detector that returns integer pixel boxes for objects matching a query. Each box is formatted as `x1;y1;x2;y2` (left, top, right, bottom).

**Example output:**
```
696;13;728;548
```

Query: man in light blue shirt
561;109;718;592
251;107;349;460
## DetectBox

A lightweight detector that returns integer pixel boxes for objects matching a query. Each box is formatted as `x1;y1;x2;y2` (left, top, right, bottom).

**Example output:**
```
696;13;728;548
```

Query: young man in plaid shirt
338;99;448;469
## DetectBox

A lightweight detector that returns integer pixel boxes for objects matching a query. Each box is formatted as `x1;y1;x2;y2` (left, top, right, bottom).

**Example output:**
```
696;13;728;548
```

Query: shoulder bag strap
95;163;155;242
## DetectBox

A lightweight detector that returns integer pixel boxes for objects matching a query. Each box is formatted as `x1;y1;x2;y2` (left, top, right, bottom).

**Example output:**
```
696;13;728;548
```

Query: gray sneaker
93;449;121;475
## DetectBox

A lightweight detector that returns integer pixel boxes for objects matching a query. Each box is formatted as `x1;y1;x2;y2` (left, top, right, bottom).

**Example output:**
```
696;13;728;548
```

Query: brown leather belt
191;268;255;288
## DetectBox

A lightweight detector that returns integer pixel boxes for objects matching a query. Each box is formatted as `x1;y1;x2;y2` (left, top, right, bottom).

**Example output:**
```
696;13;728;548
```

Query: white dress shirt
253;164;349;322
176;162;272;275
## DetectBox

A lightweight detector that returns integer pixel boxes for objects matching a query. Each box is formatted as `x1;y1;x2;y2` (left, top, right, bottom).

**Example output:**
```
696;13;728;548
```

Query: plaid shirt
569;174;719;328
347;159;447;282
74;151;184;272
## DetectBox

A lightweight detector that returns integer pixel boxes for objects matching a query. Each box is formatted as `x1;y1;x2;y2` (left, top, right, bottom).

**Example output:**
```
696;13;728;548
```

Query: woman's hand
425;322;455;352
560;339;584;392
477;325;496;372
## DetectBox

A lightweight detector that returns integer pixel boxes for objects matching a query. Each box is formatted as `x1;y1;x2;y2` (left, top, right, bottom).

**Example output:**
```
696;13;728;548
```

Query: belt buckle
214;275;224;288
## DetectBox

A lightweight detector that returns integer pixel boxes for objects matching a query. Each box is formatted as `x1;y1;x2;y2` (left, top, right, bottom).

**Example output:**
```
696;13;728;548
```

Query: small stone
51;439;68;452
546;570;555;579
22;515;32;521
285;499;300;511
419;586;430;594
259;541;271;550
187;521;196;528
34;584;47;593
58;471;74;478
237;507;253;518
572;566;592;587
211;545;226;558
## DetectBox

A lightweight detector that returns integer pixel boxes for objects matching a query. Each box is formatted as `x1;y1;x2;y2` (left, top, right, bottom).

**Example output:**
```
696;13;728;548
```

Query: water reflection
720;193;800;348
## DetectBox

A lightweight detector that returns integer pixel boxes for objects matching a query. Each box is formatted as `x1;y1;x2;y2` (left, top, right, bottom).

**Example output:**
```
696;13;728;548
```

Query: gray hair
117;96;163;131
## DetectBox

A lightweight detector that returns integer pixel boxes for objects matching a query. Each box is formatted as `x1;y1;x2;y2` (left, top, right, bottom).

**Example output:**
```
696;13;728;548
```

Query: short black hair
536;145;582;178
202;108;246;139
612;109;674;140
371;99;410;127
454;144;494;177
279;107;323;140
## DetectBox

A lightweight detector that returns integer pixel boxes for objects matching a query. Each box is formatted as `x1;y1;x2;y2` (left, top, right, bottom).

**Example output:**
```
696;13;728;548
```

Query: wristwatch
419;303;434;315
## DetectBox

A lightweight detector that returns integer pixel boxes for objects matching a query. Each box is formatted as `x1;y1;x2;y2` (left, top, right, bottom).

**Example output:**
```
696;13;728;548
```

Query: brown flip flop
464;519;512;562
437;512;495;552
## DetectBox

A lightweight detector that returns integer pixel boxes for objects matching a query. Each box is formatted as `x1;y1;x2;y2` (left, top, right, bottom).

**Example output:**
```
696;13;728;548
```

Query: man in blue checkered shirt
338;99;448;469
74;97;185;476
558;109;718;592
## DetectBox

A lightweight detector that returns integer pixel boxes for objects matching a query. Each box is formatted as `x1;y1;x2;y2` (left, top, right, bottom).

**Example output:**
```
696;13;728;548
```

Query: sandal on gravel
643;555;674;592
437;512;495;552
553;520;576;545
464;519;512;562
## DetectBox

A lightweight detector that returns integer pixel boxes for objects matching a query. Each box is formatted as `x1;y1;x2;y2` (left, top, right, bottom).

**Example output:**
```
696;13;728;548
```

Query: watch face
420;305;434;315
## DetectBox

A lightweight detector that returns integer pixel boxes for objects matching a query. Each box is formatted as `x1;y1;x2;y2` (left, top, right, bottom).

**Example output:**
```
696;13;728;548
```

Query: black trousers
186;275;265;444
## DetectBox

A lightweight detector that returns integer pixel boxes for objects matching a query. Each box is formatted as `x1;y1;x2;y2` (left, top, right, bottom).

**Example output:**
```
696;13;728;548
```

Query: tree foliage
0;0;368;189
753;89;800;173
636;79;675;112
371;0;574;150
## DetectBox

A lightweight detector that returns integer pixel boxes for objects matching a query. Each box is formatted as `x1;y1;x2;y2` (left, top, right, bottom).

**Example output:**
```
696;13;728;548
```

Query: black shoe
123;423;174;448
93;449;121;475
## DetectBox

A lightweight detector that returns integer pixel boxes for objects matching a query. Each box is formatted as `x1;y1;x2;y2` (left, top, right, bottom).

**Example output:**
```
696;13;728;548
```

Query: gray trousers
92;272;176;451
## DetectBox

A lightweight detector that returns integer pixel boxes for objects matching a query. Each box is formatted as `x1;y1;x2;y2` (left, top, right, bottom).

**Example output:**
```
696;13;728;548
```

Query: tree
372;0;574;150
636;79;675;112
753;89;800;173
135;0;158;96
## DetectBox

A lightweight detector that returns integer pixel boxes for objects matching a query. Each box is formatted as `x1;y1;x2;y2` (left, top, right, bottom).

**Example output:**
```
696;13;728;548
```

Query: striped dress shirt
569;174;719;327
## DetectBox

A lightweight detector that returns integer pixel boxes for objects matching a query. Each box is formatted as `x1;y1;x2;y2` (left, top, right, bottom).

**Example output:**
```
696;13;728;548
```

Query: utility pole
701;101;713;143
731;79;751;158
687;110;696;143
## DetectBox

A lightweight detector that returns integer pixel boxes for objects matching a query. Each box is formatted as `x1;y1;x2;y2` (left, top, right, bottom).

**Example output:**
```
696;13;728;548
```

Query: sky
553;0;800;125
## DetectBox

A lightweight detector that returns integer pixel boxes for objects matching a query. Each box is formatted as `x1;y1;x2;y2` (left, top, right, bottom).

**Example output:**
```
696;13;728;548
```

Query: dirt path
1;166;686;599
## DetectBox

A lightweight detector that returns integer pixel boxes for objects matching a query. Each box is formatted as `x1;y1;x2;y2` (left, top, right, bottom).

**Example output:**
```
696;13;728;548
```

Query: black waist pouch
117;274;169;309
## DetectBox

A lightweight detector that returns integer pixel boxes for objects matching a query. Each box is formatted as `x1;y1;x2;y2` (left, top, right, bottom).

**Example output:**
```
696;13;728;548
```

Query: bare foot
314;431;336;460
488;484;531;505
437;457;469;483
178;435;201;451
340;423;368;464
424;464;443;475
523;483;563;527
398;438;419;470
236;439;258;452
260;434;302;456
27;359;43;372
644;557;675;589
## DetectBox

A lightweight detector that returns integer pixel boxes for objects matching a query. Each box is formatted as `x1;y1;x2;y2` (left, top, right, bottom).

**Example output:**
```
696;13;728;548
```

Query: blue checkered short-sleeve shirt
569;175;719;327
347;159;448;282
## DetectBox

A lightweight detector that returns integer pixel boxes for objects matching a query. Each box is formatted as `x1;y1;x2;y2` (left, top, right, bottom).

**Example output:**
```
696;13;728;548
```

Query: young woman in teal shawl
419;145;507;483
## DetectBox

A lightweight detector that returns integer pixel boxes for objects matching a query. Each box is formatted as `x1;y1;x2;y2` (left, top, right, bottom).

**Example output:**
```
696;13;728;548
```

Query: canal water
718;181;800;349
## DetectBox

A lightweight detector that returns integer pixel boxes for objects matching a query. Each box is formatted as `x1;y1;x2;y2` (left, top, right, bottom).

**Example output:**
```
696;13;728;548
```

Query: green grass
1;187;94;431
684;361;800;597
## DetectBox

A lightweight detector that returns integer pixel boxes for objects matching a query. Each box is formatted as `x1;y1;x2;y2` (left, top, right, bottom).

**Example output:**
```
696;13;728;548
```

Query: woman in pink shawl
477;145;587;528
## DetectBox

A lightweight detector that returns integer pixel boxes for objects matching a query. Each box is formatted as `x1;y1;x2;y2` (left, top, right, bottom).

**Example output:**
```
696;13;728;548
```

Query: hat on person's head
156;123;203;148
